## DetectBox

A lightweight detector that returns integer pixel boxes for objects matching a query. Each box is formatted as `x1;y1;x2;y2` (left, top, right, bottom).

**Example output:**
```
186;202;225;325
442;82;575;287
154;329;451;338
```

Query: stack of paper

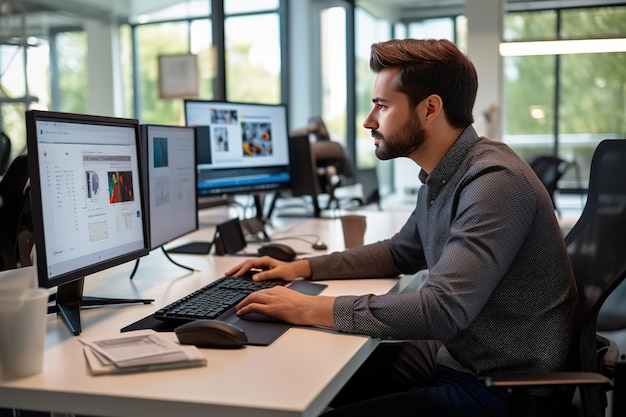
80;329;206;375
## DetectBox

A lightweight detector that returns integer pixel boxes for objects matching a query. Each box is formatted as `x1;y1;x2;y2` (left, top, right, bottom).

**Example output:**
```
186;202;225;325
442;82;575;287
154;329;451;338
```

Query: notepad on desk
80;329;206;375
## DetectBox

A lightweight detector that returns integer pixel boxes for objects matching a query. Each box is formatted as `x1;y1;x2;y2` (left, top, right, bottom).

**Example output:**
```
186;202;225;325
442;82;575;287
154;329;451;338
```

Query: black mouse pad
121;311;291;346
120;280;328;345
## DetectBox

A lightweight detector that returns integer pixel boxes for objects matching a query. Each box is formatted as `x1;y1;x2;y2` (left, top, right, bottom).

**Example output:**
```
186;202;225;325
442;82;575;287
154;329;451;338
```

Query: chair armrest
485;372;612;388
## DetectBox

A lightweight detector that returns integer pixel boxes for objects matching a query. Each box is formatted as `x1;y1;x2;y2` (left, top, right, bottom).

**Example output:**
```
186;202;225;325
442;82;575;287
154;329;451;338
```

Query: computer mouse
312;240;328;250
257;242;296;262
174;319;248;349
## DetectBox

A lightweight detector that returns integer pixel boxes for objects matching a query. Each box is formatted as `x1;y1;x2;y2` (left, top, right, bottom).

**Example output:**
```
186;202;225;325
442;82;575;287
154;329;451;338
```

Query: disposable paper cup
0;267;36;306
0;288;49;379
340;214;367;249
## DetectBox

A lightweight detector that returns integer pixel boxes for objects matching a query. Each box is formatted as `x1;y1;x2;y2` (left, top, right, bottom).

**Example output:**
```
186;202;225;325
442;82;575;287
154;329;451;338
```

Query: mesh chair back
0;132;11;175
0;154;29;270
563;139;626;416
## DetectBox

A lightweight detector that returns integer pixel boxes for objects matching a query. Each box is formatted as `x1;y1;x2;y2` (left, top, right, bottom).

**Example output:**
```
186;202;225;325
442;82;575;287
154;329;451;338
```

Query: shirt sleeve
307;241;400;280
332;167;539;341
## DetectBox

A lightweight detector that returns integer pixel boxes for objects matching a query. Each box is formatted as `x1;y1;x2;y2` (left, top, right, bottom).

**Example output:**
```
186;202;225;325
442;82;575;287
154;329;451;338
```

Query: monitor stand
49;278;153;336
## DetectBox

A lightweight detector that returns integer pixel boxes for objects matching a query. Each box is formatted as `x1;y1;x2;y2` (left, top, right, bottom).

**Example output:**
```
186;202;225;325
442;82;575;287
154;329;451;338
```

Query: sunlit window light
529;107;545;119
499;38;626;56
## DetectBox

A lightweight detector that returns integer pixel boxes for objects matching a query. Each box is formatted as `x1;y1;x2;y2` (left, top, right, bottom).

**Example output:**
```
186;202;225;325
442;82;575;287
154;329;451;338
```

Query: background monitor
184;100;291;218
140;124;198;250
26;110;151;335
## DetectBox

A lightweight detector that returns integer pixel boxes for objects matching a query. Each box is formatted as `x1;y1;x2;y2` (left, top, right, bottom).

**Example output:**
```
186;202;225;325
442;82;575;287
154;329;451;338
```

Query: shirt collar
418;125;480;206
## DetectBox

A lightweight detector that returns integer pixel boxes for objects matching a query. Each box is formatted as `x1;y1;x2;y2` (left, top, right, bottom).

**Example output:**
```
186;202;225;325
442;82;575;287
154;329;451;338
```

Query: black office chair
0;131;11;176
486;139;626;417
310;139;356;210
308;116;332;141
529;155;571;216
0;154;30;271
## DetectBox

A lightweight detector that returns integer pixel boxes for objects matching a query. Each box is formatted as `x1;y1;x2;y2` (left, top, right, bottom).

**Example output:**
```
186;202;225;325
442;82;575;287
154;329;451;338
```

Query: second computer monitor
184;100;291;198
140;124;198;250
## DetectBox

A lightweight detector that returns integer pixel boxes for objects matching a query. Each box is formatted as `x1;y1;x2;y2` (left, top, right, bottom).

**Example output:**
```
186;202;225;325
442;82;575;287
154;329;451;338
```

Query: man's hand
225;257;313;282
236;286;335;328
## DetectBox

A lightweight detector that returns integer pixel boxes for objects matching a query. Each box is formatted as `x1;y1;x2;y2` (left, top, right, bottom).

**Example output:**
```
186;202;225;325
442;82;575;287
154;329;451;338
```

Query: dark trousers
321;340;509;417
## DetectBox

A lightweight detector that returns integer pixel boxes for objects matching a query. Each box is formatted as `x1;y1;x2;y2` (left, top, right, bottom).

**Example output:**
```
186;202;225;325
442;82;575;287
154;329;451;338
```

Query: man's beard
373;116;426;161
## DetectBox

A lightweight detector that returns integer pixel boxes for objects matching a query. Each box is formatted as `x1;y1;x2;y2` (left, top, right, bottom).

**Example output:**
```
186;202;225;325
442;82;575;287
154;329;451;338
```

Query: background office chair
0;154;30;271
0;132;11;176
486;139;626;417
276;119;375;218
529;155;571;216
310;139;356;210
307;116;331;141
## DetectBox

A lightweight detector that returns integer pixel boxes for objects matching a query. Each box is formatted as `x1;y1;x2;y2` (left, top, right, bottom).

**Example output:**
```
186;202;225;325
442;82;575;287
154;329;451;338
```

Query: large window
354;7;394;195
224;12;281;103
134;21;190;125
502;6;626;190
190;19;214;100
320;7;348;147
0;39;49;160
55;31;88;114
131;0;284;124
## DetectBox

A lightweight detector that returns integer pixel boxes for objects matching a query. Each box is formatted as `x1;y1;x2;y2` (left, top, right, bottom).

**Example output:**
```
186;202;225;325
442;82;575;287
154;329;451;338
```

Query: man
226;39;577;417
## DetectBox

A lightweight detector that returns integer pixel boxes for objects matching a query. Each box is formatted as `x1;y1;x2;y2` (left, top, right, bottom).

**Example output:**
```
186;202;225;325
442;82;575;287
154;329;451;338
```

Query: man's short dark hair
369;39;478;129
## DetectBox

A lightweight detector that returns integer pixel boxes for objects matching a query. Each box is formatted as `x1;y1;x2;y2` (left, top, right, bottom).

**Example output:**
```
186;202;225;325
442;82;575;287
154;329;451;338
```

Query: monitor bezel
26;110;150;291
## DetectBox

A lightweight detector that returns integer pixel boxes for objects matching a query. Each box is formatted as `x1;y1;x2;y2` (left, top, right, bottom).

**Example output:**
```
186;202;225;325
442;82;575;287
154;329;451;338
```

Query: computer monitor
184;100;291;219
26;110;151;335
139;124;198;251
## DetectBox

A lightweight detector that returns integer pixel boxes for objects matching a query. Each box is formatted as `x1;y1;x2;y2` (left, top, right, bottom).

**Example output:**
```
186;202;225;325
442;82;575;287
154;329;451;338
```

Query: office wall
466;0;503;141
85;20;123;118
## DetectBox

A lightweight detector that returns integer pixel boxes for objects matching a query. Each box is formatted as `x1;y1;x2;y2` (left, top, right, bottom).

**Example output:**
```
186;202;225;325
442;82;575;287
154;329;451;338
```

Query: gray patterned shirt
308;125;577;379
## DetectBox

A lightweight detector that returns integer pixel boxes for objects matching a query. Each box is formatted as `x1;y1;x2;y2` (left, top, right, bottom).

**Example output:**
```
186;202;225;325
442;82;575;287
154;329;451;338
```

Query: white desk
0;208;416;417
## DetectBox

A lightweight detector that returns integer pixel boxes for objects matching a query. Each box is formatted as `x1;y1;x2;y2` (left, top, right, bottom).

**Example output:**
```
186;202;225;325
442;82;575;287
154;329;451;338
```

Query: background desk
0;208;416;417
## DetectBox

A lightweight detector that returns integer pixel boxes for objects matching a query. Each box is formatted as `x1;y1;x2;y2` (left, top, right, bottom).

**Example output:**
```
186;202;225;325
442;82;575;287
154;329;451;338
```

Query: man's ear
423;95;443;121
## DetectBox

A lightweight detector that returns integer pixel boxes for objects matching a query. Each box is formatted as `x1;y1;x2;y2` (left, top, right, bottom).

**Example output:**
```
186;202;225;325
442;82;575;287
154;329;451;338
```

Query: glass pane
355;8;393;196
190;19;214;99
558;52;626;188
561;6;626;39
119;25;134;119
503;10;557;42
502;55;556;161
1;103;26;160
456;15;468;53
225;13;281;104
56;31;88;114
1;44;26;97
355;8;389;168
394;23;407;39
0;39;49;159
320;7;347;146
225;0;279;15
408;18;454;41
135;21;189;125
26;40;49;105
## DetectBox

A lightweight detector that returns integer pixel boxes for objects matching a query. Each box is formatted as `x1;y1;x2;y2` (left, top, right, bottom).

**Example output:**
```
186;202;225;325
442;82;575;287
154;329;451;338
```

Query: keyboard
154;274;288;323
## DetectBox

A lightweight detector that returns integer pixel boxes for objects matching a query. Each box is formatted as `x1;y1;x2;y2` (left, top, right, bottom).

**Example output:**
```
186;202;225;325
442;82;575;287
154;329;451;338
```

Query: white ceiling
0;0;622;39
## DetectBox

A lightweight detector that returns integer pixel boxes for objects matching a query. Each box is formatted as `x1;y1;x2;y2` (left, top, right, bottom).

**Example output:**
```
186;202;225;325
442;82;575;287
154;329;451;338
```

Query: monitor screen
140;124;197;250
184;100;291;198
26;110;150;335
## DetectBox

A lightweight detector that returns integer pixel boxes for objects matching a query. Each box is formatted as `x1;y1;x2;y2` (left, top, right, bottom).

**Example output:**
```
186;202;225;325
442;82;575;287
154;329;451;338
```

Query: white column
288;0;316;130
466;0;503;140
85;19;123;117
